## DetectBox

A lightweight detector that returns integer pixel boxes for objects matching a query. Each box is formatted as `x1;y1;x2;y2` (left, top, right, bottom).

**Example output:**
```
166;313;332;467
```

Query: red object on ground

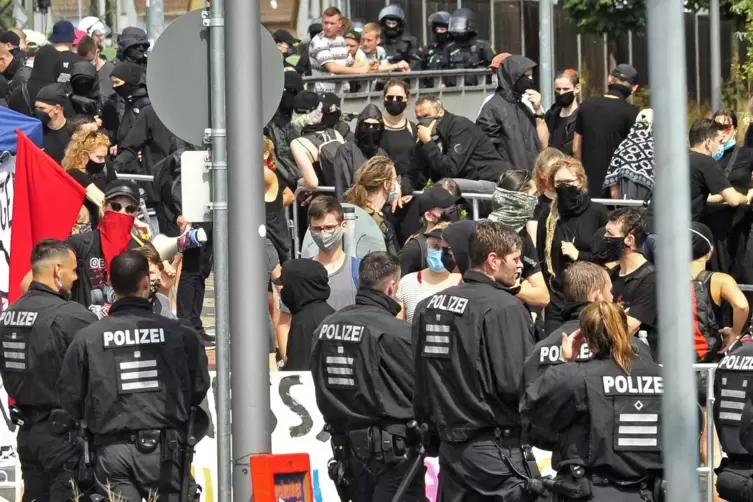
8;132;86;304
250;453;313;502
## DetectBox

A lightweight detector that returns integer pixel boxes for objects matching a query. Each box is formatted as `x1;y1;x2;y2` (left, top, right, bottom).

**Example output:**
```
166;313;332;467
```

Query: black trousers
437;437;531;502
177;224;213;335
17;421;81;502
349;453;426;502
94;441;198;501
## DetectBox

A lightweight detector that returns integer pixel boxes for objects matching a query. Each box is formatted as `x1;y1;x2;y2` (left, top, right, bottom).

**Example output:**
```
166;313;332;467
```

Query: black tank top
265;185;291;263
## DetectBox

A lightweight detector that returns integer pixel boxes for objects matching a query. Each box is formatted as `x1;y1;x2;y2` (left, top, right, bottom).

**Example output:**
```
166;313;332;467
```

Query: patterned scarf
488;188;538;232
603;119;655;192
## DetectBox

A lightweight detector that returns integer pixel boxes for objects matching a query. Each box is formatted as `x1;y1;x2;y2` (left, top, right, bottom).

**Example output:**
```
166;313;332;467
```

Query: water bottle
638;330;650;348
343;206;356;257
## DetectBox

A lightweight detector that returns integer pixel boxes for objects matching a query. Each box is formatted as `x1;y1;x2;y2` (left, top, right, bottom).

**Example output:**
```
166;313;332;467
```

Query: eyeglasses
110;202;138;214
385;95;406;102
310;224;341;234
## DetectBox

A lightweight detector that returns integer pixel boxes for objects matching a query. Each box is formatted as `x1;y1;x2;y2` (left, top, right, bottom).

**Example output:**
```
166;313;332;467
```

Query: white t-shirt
397;271;460;323
309;32;353;93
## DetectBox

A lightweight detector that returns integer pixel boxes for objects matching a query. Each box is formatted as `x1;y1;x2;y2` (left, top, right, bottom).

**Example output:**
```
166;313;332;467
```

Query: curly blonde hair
62;128;110;172
343;156;396;209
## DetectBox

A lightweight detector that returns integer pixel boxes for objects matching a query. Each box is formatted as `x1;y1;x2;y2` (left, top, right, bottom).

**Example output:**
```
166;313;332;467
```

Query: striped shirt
309;32;353;93
397;271;462;323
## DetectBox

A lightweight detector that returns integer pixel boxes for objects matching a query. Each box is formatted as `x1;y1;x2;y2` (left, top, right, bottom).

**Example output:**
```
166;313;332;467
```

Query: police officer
378;5;419;67
419;11;451;71
311;251;424;502
443;8;494;86
413;221;535;501
713;344;753;502
0;239;98;501
57;250;210;501
522;301;664;501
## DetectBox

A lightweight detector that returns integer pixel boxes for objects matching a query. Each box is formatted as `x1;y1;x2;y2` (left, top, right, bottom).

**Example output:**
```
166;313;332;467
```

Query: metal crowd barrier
696;363;717;502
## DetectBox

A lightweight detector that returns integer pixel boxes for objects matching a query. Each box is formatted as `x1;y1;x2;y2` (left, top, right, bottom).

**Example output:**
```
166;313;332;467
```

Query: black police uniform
413;270;536;502
522;352;664;501
713;344;753;502
0;282;97;502
311;289;424;502
378;5;420;68
443;8;494;87
57;297;211;501
419;11;451;71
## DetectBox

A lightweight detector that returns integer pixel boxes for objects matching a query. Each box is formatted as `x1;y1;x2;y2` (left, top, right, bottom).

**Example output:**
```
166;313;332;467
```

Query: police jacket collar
108;296;153;315
355;289;402;317
560;301;590;322
28;281;67;300
462;270;510;290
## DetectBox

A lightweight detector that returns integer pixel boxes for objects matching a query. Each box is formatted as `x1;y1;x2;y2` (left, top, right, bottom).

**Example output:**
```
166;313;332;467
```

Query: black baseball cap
35;83;69;106
105;179;140;204
293;90;320;113
272;29;300;45
424;227;444;240
418;185;463;215
611;64;638;85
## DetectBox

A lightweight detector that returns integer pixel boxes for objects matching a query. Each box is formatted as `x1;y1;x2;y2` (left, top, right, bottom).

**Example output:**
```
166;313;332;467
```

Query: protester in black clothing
530;148;566;247
0;75;8;106
152;138;192;238
398;183;463;276
47;21;85;84
98;27;149;100
67;60;101;116
604;208;659;357
102;62;150;147
476;55;544;171
538;157;608;333
8;45;61;116
573;63;640;197
294;19;322;76
439;220;478;275
278;259;334;371
273;29;300;70
34;83;72;165
264;136;294;262
544;69;580;155
0;31;31;96
333;104;389;199
416;95;510;181
264;70;304;190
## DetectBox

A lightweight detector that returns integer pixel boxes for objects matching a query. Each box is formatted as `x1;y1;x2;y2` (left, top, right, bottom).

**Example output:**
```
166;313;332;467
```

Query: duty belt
343;425;409;464
94;428;184;448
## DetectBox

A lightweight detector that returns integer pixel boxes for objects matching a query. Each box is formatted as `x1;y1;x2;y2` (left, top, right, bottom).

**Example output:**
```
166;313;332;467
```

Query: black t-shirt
550;113;577;154
575;93;638;197
54;51;85;83
703;146;753;242
611;261;658;355
533;194;552;222
42;124;71;165
521;230;541;280
689;150;732;221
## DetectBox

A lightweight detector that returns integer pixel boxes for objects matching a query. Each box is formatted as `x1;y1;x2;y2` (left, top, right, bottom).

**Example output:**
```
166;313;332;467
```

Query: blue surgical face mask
712;145;724;161
724;138;736;152
387;180;399;204
426;249;446;272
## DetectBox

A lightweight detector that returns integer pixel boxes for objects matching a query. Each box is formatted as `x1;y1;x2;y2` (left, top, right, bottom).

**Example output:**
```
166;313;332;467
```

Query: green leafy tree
730;0;753;82
0;0;13;31
562;0;647;40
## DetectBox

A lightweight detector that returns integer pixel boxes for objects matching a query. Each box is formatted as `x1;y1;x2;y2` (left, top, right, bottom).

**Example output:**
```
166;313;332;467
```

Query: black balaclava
279;71;304;116
110;61;143;99
320;92;342;128
355;104;384;157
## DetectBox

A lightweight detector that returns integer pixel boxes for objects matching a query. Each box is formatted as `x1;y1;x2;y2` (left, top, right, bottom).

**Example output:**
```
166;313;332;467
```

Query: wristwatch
535;113;545;119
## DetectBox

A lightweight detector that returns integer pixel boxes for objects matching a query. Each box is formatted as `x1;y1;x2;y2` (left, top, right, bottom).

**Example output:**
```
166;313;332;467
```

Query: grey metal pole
490;0;495;51
648;2;700;502
227;2;272;502
146;0;165;44
695;12;701;105
603;33;608;91
577;33;582;73
77;0;82;24
519;0;525;56
710;0;723;111
26;0;33;30
539;0;553;109
206;0;231;499
421;0;427;47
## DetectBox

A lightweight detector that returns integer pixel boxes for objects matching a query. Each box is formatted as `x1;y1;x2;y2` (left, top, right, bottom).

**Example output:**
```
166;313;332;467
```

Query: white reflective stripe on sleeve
2;342;24;350
120;360;157;370
618;437;657;447
424;346;449;355
720;412;743;421
721;389;747;399
426;325;450;333
619;414;658;422
618;426;658;434
328;377;355;386
120;370;159;380
4;352;24;360
5;361;25;370
121;381;159;391
326;367;353;375
720;400;745;410
326;356;354;365
426;335;450;344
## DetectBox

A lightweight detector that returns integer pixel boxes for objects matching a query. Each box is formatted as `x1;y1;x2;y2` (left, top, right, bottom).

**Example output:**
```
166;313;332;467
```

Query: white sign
0;158;14;313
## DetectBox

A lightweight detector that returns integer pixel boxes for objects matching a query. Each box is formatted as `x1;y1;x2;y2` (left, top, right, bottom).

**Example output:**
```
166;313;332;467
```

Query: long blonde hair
533;148;566;195
579;302;636;374
343;156;395;209
62;127;110;172
544;158;588;278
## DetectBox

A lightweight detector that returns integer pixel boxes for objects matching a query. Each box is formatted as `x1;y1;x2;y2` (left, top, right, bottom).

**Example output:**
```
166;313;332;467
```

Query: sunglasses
385;95;406;102
110;202;138;214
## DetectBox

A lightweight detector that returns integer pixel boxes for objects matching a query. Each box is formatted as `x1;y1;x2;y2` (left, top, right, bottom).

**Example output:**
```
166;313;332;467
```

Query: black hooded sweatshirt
332;104;389;199
8;45;62;116
281;259;335;371
476;55;541;171
442;220;478;275
99;27;149;100
68;60;101;116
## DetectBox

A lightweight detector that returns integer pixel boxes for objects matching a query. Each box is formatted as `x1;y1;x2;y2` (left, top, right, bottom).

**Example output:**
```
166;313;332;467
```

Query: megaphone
152;228;207;261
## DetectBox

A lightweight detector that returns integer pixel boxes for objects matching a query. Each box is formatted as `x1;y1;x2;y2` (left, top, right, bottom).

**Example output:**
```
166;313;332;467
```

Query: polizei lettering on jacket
602;375;663;395
719;355;753;371
103;328;166;347
540;343;592;364
426;294;469;315
318;324;364;343
0;311;37;327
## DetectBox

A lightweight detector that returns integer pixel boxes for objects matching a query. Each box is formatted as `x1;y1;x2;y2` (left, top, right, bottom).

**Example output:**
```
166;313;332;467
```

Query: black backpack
692;270;721;362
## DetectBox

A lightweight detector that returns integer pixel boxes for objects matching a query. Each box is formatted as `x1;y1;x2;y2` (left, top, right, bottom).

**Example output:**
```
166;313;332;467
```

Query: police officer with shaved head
57;250;210;501
311;251;424;502
0;239;97;501
713;343;753;502
412;220;536;501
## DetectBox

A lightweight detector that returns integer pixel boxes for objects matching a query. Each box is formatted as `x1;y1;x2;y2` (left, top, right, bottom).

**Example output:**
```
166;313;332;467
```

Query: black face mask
434;30;448;44
124;45;148;64
35;109;51;127
555;183;587;214
383;26;399;38
598;236;625;263
355;123;382;156
71;76;95;97
86;159;106;174
9;47;19;57
384;100;406;117
417;116;439;128
279;92;296;114
441;249;456;273
608;83;633;99
452;32;473;44
441;206;460;223
514;75;537;96
114;82;138;99
321;110;341;128
555;91;576;108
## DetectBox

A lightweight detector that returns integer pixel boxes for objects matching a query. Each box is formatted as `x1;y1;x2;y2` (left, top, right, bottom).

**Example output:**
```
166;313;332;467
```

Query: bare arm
282;187;295;207
290;139;320;189
323;62;371;75
573;133;583;161
516;272;550;307
536;118;549;150
526;220;538;248
276;311;291;362
718;273;749;337
627;316;642;336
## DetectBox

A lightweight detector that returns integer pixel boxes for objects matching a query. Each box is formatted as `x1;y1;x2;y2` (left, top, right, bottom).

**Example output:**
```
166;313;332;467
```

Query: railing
696;363;717;502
